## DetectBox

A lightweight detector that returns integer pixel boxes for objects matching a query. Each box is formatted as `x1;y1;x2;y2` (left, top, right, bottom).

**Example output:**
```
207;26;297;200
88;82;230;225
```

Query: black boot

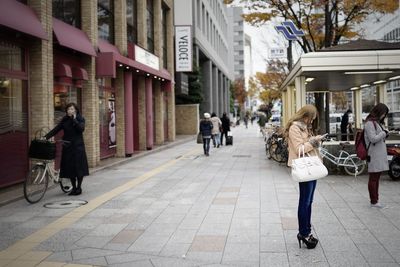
68;177;77;195
74;176;83;195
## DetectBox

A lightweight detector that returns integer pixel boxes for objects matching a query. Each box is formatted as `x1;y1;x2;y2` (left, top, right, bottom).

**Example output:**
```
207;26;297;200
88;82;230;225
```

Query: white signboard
175;26;192;72
135;45;159;70
269;48;286;59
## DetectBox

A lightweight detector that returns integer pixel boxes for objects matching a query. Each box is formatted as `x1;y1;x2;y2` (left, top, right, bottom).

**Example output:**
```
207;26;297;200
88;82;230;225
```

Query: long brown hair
366;103;389;124
284;105;318;136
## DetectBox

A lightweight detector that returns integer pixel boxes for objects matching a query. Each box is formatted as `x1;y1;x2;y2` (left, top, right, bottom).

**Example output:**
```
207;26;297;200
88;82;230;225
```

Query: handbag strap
298;145;305;158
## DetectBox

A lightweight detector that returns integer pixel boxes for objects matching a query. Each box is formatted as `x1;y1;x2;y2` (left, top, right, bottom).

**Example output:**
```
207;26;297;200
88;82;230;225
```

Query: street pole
287;40;293;70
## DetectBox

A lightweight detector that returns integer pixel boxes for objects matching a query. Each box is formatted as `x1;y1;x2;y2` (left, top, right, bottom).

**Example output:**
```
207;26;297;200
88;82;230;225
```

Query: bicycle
319;140;366;176
24;131;72;203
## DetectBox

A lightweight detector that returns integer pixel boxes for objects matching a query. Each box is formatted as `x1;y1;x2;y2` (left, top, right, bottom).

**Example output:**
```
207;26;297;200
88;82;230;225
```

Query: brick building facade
0;0;175;188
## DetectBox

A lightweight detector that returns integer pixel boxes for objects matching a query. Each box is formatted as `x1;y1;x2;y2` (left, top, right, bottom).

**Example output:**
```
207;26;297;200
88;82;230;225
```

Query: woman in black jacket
220;112;230;145
199;113;213;156
45;103;89;195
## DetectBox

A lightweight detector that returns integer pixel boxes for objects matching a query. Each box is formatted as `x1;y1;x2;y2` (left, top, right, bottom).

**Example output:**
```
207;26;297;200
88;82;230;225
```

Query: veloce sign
175;26;193;72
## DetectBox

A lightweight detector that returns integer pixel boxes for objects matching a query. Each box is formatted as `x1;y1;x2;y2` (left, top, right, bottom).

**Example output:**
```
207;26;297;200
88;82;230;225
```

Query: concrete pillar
286;85;295;120
124;72;134;155
28;0;53;142
80;0;99;166
145;78;153;149
201;60;212;114
138;76;146;150
212;65;218;114
114;0;127;55
154;81;164;145
218;72;223;115
295;76;306;111
376;84;387;105
354;89;363;129
281;90;287;125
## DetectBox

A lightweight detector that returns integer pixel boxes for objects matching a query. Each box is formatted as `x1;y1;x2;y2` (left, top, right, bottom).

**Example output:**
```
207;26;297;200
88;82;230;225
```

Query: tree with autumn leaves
248;60;288;119
224;0;398;52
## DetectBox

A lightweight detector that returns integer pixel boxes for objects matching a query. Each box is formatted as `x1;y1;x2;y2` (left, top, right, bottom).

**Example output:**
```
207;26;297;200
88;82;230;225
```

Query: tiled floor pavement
0;124;400;266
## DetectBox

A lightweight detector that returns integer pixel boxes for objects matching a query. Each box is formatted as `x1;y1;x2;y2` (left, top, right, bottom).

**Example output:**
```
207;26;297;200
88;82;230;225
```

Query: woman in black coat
45;103;89;195
220;112;231;145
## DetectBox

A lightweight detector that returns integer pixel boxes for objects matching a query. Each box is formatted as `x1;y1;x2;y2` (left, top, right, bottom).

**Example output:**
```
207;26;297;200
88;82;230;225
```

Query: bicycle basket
29;139;56;160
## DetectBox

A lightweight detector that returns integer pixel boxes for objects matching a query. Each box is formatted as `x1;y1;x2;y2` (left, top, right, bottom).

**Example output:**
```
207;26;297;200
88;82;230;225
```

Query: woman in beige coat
286;105;325;249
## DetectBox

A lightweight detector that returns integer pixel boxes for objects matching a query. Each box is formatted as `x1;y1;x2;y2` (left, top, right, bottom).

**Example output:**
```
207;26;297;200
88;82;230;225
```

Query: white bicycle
24;131;73;203
319;141;366;176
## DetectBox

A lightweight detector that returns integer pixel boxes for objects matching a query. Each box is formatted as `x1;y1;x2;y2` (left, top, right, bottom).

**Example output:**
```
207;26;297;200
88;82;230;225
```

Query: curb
0;135;196;207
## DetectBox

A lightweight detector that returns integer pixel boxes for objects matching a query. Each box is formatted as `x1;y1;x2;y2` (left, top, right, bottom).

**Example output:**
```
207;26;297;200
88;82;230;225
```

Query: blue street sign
275;21;305;41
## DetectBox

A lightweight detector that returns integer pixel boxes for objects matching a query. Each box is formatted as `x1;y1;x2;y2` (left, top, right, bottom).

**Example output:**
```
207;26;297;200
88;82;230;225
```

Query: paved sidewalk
0;124;400;266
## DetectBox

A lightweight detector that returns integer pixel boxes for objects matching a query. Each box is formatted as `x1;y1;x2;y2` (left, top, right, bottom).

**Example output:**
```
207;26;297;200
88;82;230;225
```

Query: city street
1;125;400;267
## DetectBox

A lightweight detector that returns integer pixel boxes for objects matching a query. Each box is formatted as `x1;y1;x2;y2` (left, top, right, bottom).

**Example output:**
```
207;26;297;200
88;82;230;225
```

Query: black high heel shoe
297;233;318;249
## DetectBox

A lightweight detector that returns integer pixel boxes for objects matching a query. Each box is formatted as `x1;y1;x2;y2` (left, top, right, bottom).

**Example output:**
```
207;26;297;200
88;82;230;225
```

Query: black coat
221;116;230;132
45;114;89;178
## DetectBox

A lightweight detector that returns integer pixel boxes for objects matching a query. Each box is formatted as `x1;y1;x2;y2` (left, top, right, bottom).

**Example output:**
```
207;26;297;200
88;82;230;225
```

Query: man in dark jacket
199;113;213;156
340;109;352;141
220;112;230;145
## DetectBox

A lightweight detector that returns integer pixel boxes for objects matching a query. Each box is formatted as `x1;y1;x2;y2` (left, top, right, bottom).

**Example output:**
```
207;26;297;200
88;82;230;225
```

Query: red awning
72;67;88;80
54;63;72;77
53;18;96;57
96;40;171;80
0;0;47;40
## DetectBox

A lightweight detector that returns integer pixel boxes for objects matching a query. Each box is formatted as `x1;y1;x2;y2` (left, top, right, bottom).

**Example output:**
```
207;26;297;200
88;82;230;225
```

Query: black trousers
220;131;228;145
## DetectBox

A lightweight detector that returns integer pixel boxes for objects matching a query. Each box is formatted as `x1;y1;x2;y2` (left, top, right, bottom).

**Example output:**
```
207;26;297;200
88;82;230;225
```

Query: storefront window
98;0;114;43
0;42;24;72
127;0;137;44
362;86;377;120
52;0;81;28
53;84;81;122
146;0;154;52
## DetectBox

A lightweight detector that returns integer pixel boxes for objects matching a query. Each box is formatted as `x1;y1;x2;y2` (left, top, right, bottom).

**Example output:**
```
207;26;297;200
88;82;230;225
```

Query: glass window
98;0;114;43
126;0;137;43
53;84;81;122
0;42;24;72
146;0;154;53
53;0;81;28
162;5;168;68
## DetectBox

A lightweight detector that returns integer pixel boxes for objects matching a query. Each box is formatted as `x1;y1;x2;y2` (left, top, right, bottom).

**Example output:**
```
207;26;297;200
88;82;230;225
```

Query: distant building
174;0;233;115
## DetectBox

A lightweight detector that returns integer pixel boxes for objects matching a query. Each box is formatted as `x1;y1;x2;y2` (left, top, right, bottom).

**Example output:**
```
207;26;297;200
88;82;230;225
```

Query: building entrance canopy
280;40;400;129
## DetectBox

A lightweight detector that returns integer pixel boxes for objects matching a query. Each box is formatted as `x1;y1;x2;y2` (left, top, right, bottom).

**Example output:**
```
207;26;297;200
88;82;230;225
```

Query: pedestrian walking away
286;104;325;249
220;112;231;145
340;109;352;141
199;113;213;156
45;103;89;196
364;103;390;208
210;112;222;148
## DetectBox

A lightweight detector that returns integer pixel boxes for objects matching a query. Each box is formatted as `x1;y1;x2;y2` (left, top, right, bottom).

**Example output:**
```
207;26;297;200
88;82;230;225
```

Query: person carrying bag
286;105;326;249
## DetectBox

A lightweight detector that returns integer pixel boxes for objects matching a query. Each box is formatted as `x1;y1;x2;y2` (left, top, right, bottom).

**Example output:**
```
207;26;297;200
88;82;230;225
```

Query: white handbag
291;145;328;182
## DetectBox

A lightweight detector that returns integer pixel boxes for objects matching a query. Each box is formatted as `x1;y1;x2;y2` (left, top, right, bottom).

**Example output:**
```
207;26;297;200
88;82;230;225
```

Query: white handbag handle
298;145;305;158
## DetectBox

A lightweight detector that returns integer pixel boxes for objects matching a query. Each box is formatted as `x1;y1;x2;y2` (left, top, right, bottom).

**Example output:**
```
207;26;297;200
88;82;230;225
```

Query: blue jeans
203;138;211;154
213;133;221;146
298;180;317;236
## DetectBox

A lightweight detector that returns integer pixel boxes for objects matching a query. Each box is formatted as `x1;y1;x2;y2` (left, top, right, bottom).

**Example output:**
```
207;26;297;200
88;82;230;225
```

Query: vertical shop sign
108;93;116;148
175;26;192;72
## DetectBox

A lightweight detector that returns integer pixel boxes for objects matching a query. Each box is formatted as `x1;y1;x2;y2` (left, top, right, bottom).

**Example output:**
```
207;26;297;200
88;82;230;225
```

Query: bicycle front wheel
24;164;48;203
343;157;366;176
